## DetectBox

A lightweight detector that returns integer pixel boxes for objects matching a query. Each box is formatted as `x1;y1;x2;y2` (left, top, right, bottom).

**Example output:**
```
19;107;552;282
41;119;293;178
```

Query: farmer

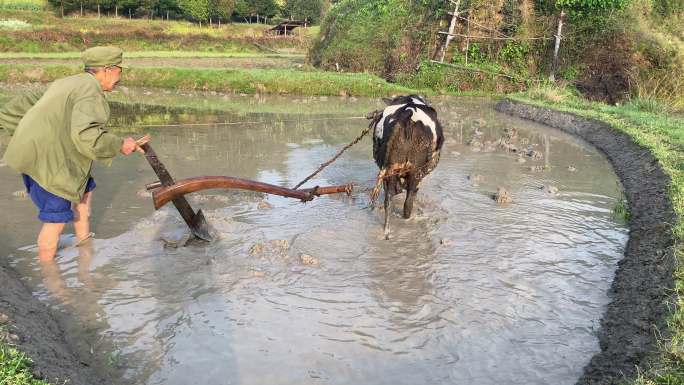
0;46;144;260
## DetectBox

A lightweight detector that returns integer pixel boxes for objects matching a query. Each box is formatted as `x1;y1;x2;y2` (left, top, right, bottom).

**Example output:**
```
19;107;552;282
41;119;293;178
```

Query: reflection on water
0;95;627;385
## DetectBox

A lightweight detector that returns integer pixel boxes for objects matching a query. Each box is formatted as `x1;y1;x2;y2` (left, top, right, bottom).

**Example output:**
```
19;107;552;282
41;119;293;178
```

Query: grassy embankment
0;8;415;97
514;85;684;384
0;322;49;385
0;63;418;96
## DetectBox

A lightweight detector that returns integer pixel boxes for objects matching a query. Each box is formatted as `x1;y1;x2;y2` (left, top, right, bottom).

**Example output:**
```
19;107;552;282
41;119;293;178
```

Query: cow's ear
382;97;393;105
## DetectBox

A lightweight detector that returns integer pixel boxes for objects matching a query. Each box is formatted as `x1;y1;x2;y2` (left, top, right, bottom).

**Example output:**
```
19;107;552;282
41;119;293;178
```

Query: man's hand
120;137;145;155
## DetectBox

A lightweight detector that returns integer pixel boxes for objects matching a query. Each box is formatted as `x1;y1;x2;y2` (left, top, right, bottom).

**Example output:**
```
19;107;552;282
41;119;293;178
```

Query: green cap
81;46;127;68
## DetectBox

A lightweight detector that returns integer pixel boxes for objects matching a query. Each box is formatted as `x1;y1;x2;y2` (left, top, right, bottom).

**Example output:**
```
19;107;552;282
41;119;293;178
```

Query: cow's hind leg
403;174;420;219
383;179;393;239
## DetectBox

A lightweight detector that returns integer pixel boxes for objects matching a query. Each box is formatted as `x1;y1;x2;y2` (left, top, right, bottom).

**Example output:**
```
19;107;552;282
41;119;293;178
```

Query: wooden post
97;3;100;18
129;8;131;19
115;6;118;17
80;1;83;16
439;0;461;62
549;10;565;81
465;17;470;65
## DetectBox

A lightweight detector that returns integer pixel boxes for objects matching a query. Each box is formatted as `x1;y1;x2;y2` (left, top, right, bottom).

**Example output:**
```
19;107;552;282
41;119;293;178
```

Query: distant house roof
268;20;306;35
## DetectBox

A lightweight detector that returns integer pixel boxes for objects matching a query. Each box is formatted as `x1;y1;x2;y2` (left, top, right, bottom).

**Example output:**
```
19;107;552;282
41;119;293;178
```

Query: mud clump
249;243;265;256
493;187;513;204
136;189;152;199
160;233;191;248
269;239;289;252
468;174;485;186
257;200;273;210
299;254;318;265
12;190;28;199
249;239;290;259
528;150;543;160
251;270;265;278
542;185;559;194
482;141;497;153
468;138;483;152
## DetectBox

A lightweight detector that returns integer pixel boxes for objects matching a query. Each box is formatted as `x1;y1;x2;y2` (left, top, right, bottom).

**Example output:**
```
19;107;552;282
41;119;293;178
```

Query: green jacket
0;73;122;203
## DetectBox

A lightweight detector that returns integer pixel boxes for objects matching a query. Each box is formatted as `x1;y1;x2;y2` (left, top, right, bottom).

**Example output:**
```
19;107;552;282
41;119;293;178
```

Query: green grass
612;191;631;222
0;0;45;11
0;326;50;385
0;63;419;97
395;60;528;95
512;86;684;384
0;51;305;59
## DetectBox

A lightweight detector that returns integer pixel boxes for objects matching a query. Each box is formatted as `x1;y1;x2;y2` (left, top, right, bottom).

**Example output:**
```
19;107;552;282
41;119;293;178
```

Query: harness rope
293;125;372;190
121;114;431;199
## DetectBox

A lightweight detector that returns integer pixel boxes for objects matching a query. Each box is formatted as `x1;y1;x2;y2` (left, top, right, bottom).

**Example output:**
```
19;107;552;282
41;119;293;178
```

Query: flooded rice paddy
0;93;627;385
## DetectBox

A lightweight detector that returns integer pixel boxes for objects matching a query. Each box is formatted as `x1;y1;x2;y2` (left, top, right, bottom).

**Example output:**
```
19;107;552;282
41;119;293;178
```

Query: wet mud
0;260;103;385
496;99;677;385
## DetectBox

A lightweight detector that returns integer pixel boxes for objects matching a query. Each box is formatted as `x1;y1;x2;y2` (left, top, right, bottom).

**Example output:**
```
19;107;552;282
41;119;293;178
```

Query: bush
0;18;31;28
0;0;44;11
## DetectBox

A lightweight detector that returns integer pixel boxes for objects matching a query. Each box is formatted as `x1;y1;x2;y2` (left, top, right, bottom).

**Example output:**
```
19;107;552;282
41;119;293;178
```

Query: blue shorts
22;174;96;223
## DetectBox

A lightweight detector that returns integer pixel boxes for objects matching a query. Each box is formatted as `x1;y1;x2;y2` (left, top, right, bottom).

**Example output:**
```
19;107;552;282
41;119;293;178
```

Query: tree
234;0;278;22
253;0;278;17
47;0;83;16
283;0;323;23
211;0;236;20
535;0;630;18
179;0;210;21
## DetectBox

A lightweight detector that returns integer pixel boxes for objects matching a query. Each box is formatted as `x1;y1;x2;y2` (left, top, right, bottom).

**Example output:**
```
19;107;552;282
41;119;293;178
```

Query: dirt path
496;99;677;385
0;259;103;385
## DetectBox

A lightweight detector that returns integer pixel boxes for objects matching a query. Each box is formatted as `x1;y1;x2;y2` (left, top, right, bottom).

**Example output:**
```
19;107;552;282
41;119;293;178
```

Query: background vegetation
311;0;684;111
39;0;326;24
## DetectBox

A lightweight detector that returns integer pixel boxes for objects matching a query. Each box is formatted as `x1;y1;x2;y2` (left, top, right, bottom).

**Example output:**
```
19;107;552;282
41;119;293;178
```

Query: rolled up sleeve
70;96;121;163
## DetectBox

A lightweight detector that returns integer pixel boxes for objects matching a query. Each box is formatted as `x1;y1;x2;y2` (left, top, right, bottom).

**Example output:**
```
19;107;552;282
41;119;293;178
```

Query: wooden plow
137;136;356;242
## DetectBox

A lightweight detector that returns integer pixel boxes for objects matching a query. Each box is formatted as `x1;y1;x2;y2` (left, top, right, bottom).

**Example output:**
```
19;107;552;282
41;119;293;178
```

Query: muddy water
0;95;627;385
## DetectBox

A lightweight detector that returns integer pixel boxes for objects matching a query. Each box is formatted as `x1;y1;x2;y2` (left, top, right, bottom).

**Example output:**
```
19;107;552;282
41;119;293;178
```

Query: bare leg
38;223;66;261
383;179;392;240
73;191;93;243
76;238;95;289
39;257;67;301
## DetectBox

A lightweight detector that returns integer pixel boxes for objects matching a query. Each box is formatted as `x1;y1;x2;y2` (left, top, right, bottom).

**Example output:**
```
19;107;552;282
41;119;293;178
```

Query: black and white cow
368;95;444;239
